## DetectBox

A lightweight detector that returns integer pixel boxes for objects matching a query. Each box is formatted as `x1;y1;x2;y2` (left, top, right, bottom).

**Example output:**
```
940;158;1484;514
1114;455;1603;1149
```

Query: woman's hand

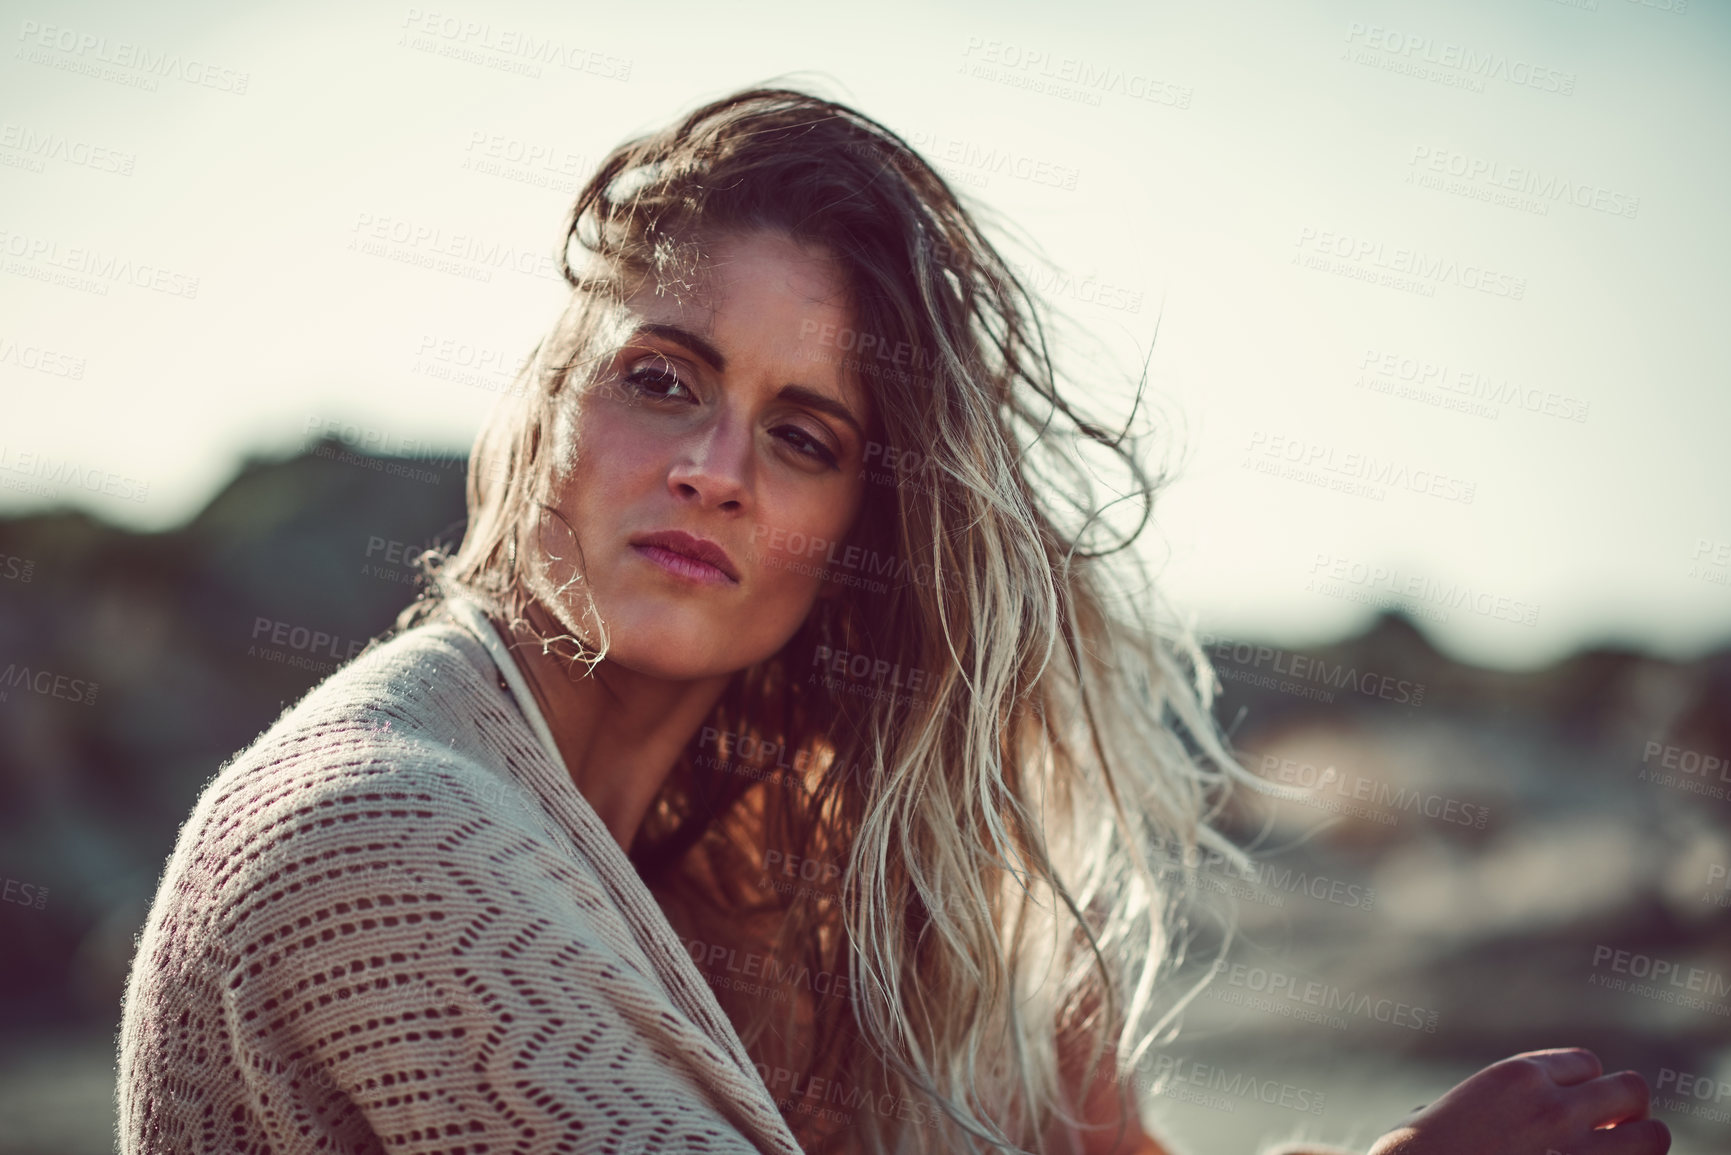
1368;1048;1669;1155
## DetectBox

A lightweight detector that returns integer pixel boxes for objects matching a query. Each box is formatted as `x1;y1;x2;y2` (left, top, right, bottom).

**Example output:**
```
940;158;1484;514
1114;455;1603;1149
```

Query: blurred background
2;0;1727;1152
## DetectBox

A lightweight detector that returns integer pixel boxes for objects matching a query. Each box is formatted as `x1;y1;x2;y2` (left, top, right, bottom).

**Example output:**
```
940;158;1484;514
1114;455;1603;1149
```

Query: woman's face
543;228;873;681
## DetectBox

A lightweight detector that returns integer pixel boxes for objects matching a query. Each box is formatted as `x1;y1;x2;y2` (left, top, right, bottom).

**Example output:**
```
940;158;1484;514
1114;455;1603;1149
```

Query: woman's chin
599;617;751;681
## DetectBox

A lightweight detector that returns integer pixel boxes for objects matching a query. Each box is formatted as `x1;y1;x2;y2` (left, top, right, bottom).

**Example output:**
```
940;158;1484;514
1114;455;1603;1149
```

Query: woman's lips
631;543;738;585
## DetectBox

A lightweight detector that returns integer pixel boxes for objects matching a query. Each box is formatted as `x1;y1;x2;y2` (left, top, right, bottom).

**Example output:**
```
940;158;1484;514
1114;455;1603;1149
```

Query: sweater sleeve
182;754;789;1154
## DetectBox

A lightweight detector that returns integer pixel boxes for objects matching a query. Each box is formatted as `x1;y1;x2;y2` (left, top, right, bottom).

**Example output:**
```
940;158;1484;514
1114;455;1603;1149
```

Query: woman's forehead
626;229;849;311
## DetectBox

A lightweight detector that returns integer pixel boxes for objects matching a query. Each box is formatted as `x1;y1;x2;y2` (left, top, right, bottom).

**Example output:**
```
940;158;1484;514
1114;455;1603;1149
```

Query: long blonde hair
395;84;1268;1154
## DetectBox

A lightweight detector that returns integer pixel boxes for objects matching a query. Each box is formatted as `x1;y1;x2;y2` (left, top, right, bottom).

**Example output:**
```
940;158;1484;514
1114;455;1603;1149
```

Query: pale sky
3;0;1727;668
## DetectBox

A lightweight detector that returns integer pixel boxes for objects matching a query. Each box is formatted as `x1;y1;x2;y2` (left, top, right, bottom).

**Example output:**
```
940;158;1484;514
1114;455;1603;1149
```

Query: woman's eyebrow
627;321;866;440
631;322;726;371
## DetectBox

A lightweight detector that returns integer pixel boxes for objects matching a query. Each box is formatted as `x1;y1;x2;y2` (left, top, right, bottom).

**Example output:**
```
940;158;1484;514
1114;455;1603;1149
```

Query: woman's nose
666;408;751;508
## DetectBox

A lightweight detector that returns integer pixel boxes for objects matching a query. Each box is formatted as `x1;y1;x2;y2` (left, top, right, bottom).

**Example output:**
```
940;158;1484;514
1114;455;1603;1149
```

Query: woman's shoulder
220;610;504;783
166;614;558;922
117;613;804;1155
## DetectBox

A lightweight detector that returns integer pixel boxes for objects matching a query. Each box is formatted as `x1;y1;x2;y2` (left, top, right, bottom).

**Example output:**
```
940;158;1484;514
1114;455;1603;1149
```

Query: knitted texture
115;606;806;1155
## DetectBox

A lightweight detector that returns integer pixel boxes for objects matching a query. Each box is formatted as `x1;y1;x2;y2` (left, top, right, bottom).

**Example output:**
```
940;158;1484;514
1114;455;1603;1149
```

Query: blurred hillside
0;438;468;1031
0;441;1726;1154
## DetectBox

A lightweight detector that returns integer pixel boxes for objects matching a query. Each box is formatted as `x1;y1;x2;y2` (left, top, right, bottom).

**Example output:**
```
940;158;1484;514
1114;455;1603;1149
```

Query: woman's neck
497;599;734;854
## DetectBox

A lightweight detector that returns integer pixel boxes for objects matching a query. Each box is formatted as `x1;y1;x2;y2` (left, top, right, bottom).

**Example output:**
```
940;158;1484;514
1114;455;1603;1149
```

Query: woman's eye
621;358;839;468
624;363;690;400
777;426;839;467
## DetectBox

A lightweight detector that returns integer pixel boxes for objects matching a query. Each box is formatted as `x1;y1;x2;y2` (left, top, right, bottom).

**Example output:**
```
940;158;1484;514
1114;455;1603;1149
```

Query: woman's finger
1517;1047;1606;1088
1574;1116;1671;1155
1573;1070;1652;1129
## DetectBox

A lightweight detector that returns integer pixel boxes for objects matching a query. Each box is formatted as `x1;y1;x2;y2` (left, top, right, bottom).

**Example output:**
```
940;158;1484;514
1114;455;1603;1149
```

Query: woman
116;87;1669;1155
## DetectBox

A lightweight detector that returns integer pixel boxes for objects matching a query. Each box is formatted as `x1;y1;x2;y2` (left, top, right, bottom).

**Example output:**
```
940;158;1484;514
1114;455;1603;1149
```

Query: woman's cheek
743;516;837;597
742;523;798;590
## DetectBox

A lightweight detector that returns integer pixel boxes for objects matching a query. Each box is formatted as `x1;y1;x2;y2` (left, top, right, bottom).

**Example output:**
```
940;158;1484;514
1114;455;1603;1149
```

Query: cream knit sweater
116;596;806;1154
